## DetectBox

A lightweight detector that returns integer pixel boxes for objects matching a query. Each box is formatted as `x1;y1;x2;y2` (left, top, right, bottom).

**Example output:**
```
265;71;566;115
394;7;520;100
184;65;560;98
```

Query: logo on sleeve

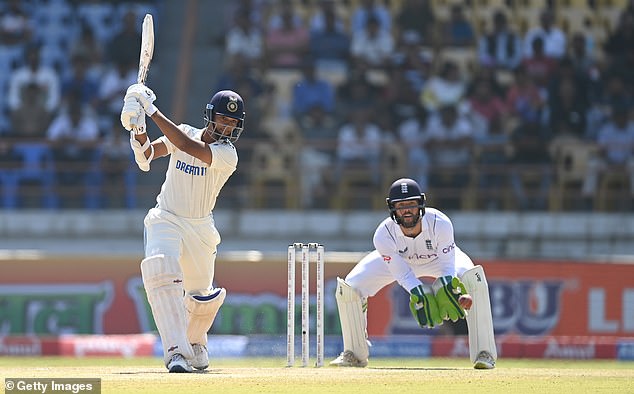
442;242;455;254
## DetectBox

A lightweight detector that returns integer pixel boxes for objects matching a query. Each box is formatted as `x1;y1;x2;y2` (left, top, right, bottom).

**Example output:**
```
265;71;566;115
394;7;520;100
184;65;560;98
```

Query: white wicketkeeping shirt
345;207;475;298
156;124;237;219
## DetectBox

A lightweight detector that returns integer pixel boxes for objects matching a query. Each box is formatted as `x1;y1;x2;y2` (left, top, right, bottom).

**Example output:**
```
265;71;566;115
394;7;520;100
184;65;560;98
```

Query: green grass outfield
1;357;633;394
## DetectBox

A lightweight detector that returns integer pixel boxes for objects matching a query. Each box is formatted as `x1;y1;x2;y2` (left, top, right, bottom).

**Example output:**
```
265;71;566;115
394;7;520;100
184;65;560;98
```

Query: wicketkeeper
331;178;497;369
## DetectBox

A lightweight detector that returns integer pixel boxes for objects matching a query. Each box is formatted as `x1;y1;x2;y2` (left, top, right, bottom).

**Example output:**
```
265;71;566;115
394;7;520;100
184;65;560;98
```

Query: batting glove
432;275;468;322
120;97;145;132
409;284;443;329
125;83;157;116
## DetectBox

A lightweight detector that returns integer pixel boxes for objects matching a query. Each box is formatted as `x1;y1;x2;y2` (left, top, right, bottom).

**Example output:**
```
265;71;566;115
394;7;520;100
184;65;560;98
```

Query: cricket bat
133;13;154;134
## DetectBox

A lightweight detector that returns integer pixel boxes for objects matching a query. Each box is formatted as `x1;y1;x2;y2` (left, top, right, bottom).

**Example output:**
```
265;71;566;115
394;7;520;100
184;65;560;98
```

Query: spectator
225;8;264;65
505;64;546;127
76;0;116;43
46;94;101;208
336;65;381;118
467;75;508;136
69;23;105;79
264;1;309;68
107;10;140;69
297;105;338;208
420;60;466;113
335;106;383;187
382;63;427;126
397;106;430;190
61;54;100;111
394;0;435;47
585;71;633;140
442;4;475;47
101;128;135;208
8;43;60;139
523;8;567;60
425;104;475;209
0;0;32;47
97;58;137;132
521;36;559;88
309;0;346;34
350;14;394;68
547;58;590;140
350;0;391;36
568;32;598;81
391;32;432;96
292;60;335;120
309;6;350;73
266;0;303;31
581;102;634;208
602;11;634;80
478;10;522;70
215;54;266;100
473;122;511;210
223;0;267;31
508;123;552;211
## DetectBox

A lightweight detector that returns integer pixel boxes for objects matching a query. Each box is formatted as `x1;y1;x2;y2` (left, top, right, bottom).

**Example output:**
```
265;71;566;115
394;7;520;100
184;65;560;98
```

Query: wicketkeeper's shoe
167;353;193;373
473;350;496;369
329;350;368;367
191;343;209;370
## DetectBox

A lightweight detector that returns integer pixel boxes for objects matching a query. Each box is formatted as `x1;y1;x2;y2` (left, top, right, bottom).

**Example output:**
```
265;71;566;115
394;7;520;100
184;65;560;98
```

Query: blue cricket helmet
203;90;245;143
386;178;426;227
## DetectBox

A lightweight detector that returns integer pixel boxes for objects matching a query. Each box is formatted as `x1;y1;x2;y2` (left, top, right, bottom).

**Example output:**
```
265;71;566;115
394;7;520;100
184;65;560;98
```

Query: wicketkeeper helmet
386;178;426;226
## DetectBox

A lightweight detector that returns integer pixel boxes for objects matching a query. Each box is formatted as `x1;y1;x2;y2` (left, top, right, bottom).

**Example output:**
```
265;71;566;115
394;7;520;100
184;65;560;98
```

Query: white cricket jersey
373;208;461;290
155;124;237;219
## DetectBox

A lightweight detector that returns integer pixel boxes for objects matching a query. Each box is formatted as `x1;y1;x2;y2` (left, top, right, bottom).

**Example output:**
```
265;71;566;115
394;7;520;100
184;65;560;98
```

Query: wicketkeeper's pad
335;277;370;362
461;265;497;363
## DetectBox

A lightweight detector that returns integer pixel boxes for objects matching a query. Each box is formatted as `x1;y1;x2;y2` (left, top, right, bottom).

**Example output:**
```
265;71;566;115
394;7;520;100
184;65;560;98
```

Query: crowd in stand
0;0;158;209
218;0;634;211
1;0;633;212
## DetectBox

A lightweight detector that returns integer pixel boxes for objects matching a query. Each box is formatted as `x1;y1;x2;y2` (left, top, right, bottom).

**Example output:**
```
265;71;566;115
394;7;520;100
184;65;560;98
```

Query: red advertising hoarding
0;257;632;339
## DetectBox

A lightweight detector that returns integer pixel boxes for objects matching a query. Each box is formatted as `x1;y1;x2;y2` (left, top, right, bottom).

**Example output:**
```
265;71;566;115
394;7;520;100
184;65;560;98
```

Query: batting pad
335;277;370;361
141;255;194;365
461;265;497;363
185;287;226;345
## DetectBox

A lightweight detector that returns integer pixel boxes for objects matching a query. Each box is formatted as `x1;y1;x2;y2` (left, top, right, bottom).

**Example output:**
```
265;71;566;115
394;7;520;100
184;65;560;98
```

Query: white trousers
144;207;221;293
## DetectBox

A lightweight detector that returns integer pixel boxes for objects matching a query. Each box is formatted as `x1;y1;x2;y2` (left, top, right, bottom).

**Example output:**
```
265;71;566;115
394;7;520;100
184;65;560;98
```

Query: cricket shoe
329;350;368;367
473;351;496;369
191;343;209;370
167;353;193;373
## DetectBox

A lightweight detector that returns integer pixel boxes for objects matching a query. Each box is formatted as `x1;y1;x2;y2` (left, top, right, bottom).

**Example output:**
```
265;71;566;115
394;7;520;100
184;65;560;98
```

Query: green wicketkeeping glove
409;284;443;329
432;275;468;322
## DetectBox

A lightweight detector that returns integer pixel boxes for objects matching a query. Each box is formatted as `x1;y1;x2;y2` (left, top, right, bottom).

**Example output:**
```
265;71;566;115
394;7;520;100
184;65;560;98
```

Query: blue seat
123;151;138;209
1;143;58;209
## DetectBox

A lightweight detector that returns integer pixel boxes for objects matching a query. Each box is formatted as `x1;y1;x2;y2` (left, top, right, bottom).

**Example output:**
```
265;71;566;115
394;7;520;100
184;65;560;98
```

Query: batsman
331;178;497;369
119;13;246;373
